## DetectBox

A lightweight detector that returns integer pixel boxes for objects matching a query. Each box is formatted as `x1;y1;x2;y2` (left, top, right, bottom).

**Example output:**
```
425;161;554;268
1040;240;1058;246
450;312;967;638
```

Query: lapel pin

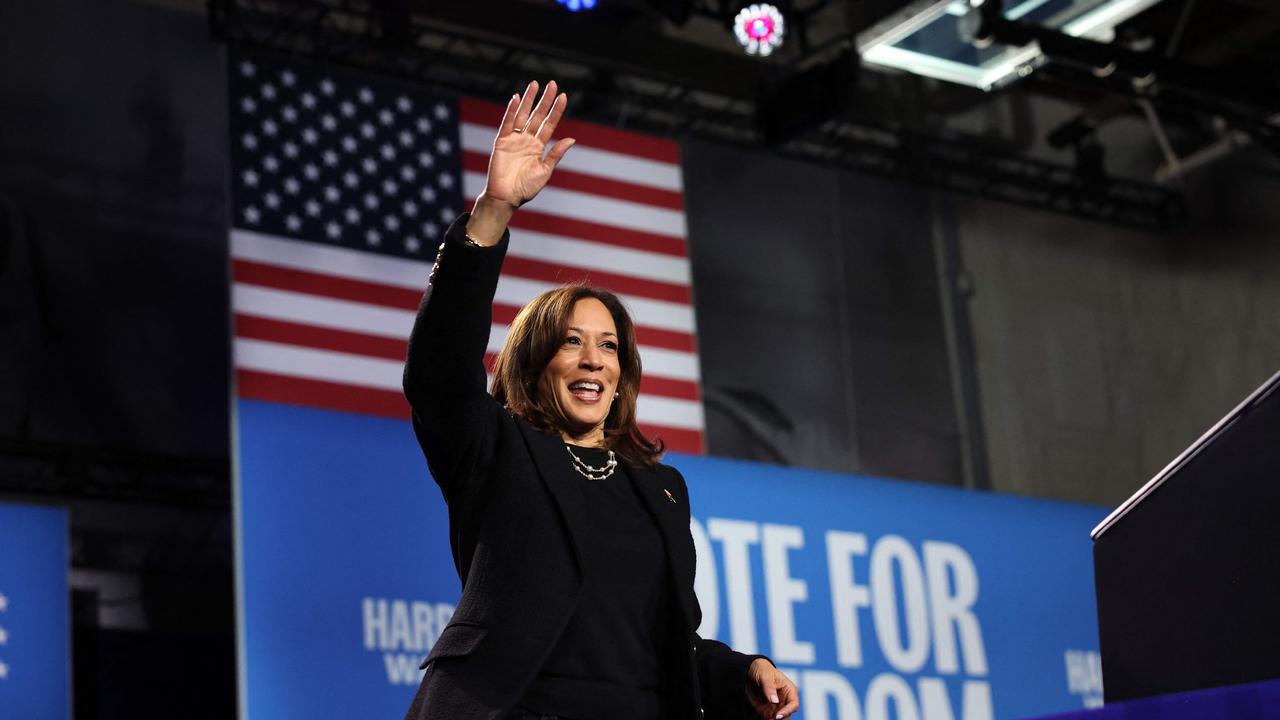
664;489;678;504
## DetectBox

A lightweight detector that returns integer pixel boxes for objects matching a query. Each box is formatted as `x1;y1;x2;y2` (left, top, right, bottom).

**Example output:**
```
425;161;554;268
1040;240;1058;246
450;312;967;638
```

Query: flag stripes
229;58;704;452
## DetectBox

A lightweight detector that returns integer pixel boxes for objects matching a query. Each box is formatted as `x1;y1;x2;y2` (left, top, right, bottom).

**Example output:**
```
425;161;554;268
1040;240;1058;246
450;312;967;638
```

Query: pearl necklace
565;444;617;481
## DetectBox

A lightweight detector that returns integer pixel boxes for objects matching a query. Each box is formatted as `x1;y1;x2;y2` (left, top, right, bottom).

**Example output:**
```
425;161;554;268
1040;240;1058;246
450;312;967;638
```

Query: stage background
235;399;1105;720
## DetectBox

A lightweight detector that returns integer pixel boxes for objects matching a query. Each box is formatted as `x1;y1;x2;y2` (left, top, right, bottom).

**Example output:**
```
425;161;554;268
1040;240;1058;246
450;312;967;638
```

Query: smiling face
540;297;621;445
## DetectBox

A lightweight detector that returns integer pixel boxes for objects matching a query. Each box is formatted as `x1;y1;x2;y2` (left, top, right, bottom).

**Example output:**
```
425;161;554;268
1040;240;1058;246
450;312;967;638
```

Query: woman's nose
578;345;603;369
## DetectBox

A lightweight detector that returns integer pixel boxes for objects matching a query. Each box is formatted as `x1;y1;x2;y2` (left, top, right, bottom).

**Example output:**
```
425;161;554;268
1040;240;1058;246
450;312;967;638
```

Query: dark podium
1091;369;1280;703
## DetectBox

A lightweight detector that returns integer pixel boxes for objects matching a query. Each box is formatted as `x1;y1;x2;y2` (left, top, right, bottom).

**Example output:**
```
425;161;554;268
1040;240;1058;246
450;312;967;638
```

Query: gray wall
954;154;1280;506
0;0;229;458
681;139;963;486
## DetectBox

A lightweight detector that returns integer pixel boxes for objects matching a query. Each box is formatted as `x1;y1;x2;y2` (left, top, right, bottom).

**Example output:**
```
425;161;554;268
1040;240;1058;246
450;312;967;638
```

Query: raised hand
466;80;575;245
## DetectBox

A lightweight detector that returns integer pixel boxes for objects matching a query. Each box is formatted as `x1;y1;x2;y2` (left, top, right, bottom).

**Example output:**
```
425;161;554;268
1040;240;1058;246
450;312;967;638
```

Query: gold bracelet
462;230;484;247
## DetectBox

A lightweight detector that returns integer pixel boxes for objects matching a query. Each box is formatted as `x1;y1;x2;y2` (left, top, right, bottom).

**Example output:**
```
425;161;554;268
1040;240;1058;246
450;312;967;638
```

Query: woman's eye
564;336;581;345
602;341;618;351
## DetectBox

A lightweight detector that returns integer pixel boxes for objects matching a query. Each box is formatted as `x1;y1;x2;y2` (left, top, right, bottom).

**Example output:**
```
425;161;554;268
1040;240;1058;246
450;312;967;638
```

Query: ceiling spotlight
734;4;785;57
557;0;597;11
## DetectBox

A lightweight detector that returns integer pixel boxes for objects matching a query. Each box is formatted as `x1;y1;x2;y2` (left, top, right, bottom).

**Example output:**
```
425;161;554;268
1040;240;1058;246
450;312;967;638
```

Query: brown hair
491;284;664;467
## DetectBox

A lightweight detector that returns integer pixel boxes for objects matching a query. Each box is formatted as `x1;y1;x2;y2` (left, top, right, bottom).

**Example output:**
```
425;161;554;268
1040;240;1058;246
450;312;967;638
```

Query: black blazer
401;216;761;720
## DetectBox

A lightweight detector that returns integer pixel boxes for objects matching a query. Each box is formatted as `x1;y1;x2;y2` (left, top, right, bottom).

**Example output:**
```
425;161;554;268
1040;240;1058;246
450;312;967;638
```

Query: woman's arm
402;81;575;493
671;468;800;719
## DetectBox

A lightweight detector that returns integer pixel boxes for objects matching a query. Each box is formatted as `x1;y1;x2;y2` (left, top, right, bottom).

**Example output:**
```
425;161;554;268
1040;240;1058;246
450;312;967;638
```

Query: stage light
855;0;1165;90
734;4;786;57
557;0;597;11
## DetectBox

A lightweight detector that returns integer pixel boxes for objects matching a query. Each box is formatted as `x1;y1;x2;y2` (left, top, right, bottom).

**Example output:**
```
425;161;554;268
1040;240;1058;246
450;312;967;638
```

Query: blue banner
235;399;1105;719
0;502;71;720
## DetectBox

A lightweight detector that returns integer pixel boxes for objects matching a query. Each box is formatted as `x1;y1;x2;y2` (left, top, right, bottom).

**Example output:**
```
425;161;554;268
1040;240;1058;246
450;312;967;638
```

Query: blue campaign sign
235;399;1105;720
0;502;71;720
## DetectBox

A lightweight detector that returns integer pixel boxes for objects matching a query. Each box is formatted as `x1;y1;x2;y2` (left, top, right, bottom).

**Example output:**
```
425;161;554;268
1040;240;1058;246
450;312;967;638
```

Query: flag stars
285;214;302;232
305;199;322;217
380;144;396;161
261;119;279;137
362;158;379;175
438;206;455;222
283;142;299;158
300;92;317;109
400;165;417;182
438;173;455;190
303;163;320;180
436;137;454;155
239;60;256;77
360;122;376;139
382;179;399;196
242;169;260;187
420;186;437;203
417;152;435;169
322;149;339;167
0;626;8;644
284;176;301;195
402;200;419;217
240;96;257;114
0;592;9;611
320;78;336;96
340;100;356;118
384;215;402;231
260;83;277;100
344;207;361;224
379;108;395;126
282;105;298;123
302;127;319;145
363;193;380;210
342;171;360;188
359;87;375;104
434;103;450;120
241;133;258;150
405;236;422;253
242;206;261;224
280;69;296;87
365;229;382;247
325;221;342;239
263;155;280;173
264;192;281;209
0;661;8;680
321;114;337;131
422;221;440;237
324;185;341;202
341;136;358;153
397;95;413;112
399;130;415;147
416;117;433;134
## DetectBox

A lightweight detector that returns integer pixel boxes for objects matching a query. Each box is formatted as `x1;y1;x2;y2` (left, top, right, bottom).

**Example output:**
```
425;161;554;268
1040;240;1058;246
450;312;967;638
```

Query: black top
518;445;679;719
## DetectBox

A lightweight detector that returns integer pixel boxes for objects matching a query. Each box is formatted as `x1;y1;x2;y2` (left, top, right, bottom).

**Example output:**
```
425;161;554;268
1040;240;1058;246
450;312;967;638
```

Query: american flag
227;51;705;453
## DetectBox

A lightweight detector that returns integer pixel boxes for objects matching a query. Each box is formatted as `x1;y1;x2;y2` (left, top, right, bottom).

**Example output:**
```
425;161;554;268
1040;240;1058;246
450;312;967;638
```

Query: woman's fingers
536;91;568;144
511;80;539;134
543;137;575;170
497;93;520;136
776;680;800;717
525;80;559;134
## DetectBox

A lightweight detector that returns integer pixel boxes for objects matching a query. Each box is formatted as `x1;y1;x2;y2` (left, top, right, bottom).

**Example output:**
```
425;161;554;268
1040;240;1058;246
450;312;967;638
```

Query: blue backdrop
0;502;70;720
235;399;1106;719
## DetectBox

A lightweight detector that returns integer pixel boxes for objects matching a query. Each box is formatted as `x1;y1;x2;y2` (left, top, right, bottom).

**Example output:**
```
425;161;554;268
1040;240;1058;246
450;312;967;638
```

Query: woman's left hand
746;658;800;719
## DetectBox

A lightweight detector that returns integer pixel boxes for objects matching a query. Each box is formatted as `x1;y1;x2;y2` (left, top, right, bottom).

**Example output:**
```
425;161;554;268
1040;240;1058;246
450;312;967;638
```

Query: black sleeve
695;637;771;720
670;466;773;719
402;213;509;500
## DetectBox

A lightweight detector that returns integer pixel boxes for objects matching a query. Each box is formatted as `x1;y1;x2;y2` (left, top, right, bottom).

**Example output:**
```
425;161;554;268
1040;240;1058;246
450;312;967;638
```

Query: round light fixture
733;4;785;57
557;0;597;11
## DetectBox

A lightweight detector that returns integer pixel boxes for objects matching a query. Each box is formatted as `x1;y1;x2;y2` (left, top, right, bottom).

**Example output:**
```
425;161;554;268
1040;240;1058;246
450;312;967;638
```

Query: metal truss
209;0;1187;231
0;437;230;510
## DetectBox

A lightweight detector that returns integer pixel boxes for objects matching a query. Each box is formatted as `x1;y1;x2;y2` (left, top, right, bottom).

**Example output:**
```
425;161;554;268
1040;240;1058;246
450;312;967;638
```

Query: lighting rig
209;0;1187;230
